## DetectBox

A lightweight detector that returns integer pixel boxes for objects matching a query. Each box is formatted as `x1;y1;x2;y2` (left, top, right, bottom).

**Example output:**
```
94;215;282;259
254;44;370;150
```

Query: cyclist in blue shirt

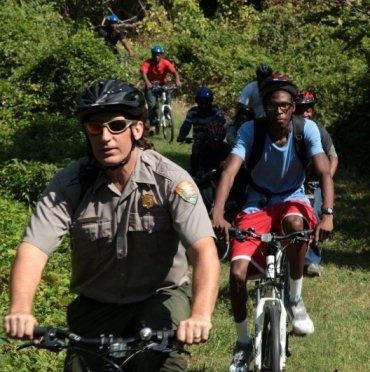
212;74;334;371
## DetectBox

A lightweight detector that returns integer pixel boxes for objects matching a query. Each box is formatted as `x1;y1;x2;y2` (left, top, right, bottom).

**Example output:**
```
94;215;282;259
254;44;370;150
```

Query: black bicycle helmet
76;79;147;122
256;63;272;82
260;73;298;102
296;90;316;106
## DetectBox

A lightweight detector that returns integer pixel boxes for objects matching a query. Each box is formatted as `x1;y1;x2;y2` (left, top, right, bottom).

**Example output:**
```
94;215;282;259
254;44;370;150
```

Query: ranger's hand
177;315;212;344
4;312;38;339
314;214;333;243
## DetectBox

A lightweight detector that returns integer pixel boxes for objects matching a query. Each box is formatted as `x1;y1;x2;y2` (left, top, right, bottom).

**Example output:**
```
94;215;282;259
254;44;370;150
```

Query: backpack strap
292;115;309;168
247;117;269;172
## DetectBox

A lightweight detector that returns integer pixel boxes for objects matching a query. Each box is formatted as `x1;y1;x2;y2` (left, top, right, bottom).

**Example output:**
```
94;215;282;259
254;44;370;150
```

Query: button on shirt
231;118;324;213
23;150;215;304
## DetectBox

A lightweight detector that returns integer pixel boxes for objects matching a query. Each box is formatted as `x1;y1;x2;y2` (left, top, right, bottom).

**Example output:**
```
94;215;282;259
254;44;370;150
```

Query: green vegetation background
0;0;369;370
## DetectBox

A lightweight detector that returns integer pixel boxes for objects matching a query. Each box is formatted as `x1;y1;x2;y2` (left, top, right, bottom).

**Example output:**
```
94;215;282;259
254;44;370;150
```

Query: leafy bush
0;1;67;78
0;160;59;205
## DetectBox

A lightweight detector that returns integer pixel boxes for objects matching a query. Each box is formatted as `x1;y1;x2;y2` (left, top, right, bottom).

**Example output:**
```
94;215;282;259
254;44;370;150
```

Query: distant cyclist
140;45;182;135
177;87;226;176
97;13;134;57
296;89;339;277
226;63;272;146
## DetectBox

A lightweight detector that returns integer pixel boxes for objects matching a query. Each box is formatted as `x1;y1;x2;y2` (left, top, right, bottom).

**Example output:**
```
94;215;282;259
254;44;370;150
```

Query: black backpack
246;115;308;198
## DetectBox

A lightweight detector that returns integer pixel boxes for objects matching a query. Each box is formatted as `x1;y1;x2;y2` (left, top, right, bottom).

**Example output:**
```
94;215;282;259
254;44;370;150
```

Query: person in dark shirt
296;89;338;277
97;14;134;57
177;87;226;176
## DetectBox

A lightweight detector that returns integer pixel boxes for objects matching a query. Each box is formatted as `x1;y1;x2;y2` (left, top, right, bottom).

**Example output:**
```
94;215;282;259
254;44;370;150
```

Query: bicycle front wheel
261;302;281;372
162;109;174;142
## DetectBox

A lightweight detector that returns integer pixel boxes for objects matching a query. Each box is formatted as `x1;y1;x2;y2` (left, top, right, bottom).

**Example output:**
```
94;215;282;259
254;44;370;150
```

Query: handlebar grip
33;326;48;337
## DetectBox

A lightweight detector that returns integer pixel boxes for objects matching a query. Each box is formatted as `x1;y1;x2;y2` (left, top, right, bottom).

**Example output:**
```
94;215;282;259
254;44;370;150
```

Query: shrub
0;160;59;205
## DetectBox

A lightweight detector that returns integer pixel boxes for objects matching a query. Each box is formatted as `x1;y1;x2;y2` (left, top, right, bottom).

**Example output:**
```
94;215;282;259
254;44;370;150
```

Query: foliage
0;159;59;205
0;113;86;164
0;0;67;78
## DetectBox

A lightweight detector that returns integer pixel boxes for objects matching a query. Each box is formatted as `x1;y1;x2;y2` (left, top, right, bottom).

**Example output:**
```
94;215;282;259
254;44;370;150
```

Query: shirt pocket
71;217;112;246
128;212;171;233
70;217;113;282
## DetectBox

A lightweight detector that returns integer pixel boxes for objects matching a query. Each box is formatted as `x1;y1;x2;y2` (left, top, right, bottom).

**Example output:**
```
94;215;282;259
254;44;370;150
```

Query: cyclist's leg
64;296;136;372
129;283;192;372
274;200;316;334
145;89;159;129
190;141;202;177
277;201;317;280
304;187;322;270
229;209;272;369
165;90;172;105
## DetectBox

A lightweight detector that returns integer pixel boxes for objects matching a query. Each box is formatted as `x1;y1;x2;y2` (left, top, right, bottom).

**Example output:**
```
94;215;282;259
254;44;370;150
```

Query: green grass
0;127;369;371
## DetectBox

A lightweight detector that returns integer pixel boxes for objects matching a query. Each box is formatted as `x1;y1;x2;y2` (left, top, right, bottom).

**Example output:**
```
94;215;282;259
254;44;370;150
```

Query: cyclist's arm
328;145;338;177
172;69;182;87
212;153;243;228
177;112;193;141
4;242;48;339
178;236;220;344
312;153;334;241
141;71;152;89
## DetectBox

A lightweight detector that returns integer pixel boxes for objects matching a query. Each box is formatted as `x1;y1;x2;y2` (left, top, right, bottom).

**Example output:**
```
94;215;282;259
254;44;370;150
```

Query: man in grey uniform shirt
4;79;220;371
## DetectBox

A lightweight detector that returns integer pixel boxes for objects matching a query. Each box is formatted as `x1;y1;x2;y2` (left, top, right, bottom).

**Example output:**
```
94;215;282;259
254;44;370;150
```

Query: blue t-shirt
231;118;324;213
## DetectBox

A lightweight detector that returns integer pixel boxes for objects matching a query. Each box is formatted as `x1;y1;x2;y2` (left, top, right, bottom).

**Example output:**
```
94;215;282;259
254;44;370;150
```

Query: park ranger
4;79;220;371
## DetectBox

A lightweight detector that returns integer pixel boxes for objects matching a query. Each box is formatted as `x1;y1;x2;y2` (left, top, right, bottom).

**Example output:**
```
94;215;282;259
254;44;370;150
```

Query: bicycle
229;228;313;372
17;326;186;371
151;83;177;142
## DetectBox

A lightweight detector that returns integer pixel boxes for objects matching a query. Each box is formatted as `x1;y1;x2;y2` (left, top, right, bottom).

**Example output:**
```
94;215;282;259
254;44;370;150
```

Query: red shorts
230;200;317;277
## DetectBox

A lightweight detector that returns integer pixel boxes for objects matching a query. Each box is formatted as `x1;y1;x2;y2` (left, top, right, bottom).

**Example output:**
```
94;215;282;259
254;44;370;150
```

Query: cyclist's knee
282;215;304;233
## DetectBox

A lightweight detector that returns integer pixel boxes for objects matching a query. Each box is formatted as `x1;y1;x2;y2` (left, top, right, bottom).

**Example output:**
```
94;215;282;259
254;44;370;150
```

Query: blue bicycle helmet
106;14;120;24
195;87;214;103
256;63;273;81
151;45;164;54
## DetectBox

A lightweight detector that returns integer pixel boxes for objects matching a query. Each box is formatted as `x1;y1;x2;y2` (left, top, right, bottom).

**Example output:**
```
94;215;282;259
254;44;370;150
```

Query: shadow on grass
322;248;370;270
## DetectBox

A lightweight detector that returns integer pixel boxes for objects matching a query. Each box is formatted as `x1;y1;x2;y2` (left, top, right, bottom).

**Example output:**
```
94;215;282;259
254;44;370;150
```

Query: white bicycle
230;228;313;372
151;83;177;142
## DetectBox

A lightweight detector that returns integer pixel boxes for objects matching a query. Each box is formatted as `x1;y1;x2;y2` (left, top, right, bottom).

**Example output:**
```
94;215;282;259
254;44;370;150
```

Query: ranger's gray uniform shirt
23;149;215;304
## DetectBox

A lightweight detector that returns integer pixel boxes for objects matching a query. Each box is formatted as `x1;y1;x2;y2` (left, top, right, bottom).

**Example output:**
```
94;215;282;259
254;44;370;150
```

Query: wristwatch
321;207;334;215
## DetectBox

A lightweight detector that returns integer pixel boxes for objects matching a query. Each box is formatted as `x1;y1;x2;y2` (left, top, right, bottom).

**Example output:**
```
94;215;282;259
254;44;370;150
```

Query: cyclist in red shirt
140;45;182;134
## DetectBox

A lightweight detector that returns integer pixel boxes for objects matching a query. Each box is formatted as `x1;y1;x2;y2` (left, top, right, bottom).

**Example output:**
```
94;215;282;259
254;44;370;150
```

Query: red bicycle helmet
296;90;316;106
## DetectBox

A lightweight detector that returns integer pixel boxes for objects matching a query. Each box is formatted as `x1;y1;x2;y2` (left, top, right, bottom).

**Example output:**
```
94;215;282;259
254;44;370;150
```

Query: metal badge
141;193;155;209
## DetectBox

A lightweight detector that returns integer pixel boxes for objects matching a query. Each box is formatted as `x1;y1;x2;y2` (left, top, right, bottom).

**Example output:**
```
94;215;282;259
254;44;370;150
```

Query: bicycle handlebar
32;326;176;347
22;326;180;371
229;227;313;243
151;84;178;93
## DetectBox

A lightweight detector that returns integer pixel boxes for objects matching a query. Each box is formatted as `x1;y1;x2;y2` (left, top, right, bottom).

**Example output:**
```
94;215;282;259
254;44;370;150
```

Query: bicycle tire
261;302;281;372
162;109;174;142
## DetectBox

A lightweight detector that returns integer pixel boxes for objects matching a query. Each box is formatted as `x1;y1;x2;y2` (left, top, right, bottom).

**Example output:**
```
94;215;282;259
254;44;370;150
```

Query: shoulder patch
175;181;198;205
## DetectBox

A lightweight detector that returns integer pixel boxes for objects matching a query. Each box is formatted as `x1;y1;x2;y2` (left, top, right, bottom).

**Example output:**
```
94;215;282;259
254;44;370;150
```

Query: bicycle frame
155;89;172;129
